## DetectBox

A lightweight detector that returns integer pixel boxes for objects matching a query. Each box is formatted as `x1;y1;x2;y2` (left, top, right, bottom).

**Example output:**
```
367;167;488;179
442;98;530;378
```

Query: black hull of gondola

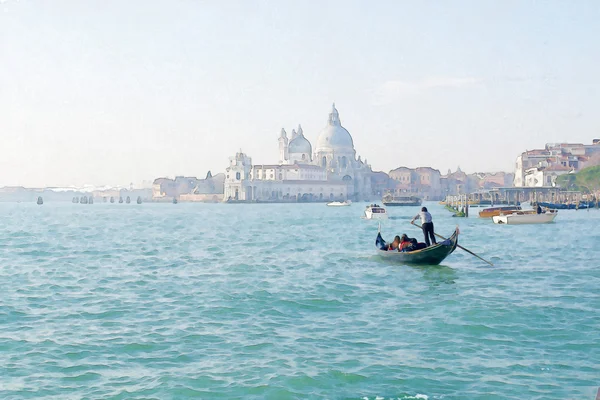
375;229;459;265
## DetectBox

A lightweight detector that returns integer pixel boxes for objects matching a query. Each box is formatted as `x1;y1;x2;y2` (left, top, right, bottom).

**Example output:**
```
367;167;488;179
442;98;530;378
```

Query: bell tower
278;128;288;164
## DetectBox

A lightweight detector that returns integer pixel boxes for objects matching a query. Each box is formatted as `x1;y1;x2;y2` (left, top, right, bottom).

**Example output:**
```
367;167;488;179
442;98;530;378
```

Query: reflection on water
414;263;457;285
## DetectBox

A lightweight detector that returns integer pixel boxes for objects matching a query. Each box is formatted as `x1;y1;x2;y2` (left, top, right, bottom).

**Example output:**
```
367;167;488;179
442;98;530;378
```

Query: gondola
375;228;459;265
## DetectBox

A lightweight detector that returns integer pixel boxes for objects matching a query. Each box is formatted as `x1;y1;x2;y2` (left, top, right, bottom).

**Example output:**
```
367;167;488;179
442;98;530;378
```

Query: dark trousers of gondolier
422;222;436;247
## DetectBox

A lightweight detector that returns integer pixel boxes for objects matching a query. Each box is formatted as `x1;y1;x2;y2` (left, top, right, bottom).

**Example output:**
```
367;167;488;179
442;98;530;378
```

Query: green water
0;202;598;399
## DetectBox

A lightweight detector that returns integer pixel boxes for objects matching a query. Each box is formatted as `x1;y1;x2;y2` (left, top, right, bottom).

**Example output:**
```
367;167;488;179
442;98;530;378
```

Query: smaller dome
288;132;312;154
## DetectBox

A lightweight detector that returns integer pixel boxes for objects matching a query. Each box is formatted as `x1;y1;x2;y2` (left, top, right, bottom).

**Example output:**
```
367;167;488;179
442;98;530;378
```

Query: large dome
315;104;355;153
288;132;312;154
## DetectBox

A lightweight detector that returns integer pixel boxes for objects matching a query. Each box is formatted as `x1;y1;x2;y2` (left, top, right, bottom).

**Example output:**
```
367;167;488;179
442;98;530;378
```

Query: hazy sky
1;0;599;187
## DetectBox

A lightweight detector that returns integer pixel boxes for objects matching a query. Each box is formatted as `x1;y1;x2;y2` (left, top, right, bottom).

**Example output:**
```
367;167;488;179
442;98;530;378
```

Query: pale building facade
387;167;512;199
224;152;253;201
389;167;414;188
514;141;600;187
387;166;443;200
153;174;224;200
524;165;572;187
481;172;512;187
179;193;224;202
415;167;442;199
224;105;373;202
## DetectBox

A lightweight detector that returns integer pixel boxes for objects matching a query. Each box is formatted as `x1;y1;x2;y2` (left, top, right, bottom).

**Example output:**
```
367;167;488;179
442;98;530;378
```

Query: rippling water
0;202;598;399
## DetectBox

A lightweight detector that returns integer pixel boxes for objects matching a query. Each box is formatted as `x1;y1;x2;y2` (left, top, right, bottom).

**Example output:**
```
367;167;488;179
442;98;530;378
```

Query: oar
411;222;494;266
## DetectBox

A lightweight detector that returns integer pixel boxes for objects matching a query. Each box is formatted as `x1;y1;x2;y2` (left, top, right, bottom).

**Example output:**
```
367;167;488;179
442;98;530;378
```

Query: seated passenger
399;234;414;252
414;242;427;250
388;235;401;251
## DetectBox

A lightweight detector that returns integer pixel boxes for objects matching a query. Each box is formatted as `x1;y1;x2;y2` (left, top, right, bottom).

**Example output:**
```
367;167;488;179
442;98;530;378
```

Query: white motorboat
326;200;352;207
364;204;388;220
492;210;557;225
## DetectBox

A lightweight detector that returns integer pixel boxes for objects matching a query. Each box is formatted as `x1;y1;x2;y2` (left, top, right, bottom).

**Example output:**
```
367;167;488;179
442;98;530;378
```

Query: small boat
375;228;459;265
493;210;558;225
479;205;522;218
326;200;351;207
118;196;123;204
136;196;142;204
538;201;595;210
126;196;131;204
382;194;422;207
80;196;88;204
72;197;79;203
37;196;43;205
88;196;93;204
364;204;388;220
537;202;574;210
173;197;178;204
110;197;115;203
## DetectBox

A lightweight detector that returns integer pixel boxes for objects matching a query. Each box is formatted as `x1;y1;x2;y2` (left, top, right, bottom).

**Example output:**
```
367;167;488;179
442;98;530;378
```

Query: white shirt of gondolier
414;211;432;224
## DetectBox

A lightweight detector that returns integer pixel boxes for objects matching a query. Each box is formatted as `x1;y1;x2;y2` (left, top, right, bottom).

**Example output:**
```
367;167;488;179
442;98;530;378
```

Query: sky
1;0;599;187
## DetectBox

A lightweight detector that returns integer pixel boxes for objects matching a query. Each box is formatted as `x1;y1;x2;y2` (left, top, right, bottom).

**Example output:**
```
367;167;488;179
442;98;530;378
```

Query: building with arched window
224;104;373;202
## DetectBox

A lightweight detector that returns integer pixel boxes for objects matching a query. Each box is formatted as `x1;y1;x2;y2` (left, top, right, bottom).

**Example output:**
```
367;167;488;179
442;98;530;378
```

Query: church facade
224;105;373;202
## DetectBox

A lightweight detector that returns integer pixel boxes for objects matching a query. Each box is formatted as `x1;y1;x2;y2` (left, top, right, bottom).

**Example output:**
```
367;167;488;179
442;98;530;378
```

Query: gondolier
411;207;436;247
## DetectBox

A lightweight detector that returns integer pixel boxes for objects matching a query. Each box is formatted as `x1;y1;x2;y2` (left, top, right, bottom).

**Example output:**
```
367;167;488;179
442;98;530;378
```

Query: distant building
524;165;573;187
389;167;414;190
383;166;512;200
387;167;442;200
179;193;223;203
438;168;515;197
224;105;373;202
514;141;600;187
152;178;176;198
480;172;513;188
441;167;469;196
152;172;224;201
370;171;393;197
92;189;121;201
415;167;442;200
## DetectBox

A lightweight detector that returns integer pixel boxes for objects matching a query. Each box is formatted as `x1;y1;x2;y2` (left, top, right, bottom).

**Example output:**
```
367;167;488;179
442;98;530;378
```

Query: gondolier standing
411;207;436;247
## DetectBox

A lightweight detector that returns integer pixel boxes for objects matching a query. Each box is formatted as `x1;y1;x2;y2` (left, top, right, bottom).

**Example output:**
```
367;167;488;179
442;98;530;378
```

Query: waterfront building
514;140;600;187
384;166;512;200
152;172;224;201
152;178;176;199
480;172;514;188
224;105;373;202
370;171;392;197
440;167;469;196
415;167;442;199
523;164;573;187
439;168;514;198
388;167;442;200
388;167;414;189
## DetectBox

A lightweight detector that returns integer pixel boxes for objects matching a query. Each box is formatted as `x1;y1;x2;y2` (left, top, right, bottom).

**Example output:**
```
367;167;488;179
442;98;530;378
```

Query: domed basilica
224;104;373;202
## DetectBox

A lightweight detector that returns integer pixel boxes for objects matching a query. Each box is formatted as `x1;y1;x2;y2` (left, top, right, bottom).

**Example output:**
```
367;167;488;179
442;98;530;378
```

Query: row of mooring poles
444;194;469;217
